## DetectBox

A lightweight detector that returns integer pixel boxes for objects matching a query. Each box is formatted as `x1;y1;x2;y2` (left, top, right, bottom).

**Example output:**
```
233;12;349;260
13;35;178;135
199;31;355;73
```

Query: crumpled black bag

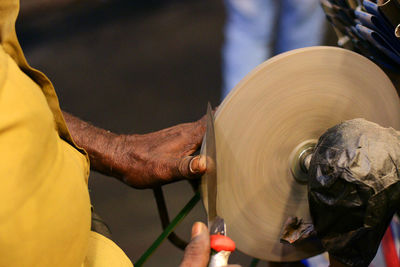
308;118;400;267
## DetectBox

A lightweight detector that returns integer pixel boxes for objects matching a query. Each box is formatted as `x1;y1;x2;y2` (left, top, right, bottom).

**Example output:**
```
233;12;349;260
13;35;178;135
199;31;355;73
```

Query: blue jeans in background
222;0;326;98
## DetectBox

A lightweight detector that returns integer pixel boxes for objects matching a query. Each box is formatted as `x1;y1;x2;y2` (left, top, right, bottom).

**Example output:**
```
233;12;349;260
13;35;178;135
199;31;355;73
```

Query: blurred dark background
17;0;334;266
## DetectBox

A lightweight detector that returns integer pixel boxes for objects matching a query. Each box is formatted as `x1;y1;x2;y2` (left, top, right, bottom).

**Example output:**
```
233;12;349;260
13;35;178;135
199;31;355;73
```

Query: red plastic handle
210;234;236;252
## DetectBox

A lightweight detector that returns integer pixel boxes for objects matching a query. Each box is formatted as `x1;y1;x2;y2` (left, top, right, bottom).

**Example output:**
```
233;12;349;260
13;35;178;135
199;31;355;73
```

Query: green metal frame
135;192;201;266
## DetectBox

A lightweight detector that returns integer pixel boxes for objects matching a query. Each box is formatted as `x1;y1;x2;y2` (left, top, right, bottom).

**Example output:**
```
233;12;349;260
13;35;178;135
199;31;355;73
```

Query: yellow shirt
0;1;132;266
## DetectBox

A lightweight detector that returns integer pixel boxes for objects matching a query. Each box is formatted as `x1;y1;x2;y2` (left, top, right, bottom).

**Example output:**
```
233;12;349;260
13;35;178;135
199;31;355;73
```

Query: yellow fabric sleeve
0;0;134;266
0;46;91;266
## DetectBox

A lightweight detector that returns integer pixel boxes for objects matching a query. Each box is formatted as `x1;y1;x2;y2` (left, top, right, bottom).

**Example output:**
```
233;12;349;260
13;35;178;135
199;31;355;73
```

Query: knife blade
203;103;235;267
205;102;218;229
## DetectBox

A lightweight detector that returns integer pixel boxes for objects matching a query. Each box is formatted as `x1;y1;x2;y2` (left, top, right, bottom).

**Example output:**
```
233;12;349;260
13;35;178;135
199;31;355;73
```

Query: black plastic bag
308;119;400;267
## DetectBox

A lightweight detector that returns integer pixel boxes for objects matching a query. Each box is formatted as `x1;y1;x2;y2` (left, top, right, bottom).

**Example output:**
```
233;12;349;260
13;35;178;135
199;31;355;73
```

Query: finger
180;222;210;267
179;155;206;178
190;155;206;175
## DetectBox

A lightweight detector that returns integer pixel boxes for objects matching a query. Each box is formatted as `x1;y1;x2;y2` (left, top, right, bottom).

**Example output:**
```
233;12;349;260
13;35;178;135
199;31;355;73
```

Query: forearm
62;111;206;188
62;111;122;177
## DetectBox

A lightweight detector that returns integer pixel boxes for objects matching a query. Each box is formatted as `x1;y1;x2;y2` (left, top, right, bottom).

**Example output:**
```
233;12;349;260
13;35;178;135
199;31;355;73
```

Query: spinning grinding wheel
201;46;400;262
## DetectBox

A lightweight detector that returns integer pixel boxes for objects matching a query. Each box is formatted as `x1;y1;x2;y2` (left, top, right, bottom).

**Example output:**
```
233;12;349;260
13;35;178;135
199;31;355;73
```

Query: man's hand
180;222;240;267
63;112;207;188
180;222;210;267
110;117;207;188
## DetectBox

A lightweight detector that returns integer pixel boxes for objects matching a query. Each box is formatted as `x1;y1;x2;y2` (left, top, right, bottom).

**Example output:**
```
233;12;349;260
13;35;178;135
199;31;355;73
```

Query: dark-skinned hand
63;111;207;188
180;222;240;267
110;117;207;188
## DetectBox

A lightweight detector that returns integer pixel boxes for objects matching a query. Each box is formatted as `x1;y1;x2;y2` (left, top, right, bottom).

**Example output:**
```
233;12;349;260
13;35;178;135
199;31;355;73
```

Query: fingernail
189;156;206;174
191;222;204;238
189;157;199;173
198;155;206;171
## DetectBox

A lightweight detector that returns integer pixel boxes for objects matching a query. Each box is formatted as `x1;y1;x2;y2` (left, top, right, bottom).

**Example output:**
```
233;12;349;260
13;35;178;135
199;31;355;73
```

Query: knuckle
179;157;193;178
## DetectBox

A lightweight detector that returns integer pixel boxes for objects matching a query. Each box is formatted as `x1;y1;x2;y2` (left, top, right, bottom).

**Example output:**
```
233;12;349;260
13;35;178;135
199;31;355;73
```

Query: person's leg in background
274;0;325;54
221;0;278;99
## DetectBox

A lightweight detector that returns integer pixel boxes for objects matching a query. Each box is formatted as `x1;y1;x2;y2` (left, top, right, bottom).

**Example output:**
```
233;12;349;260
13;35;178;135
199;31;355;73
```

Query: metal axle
289;140;316;184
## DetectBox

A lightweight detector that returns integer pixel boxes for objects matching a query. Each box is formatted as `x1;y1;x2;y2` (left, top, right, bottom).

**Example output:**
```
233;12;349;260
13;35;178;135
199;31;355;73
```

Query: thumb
180;222;210;267
179;155;207;178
